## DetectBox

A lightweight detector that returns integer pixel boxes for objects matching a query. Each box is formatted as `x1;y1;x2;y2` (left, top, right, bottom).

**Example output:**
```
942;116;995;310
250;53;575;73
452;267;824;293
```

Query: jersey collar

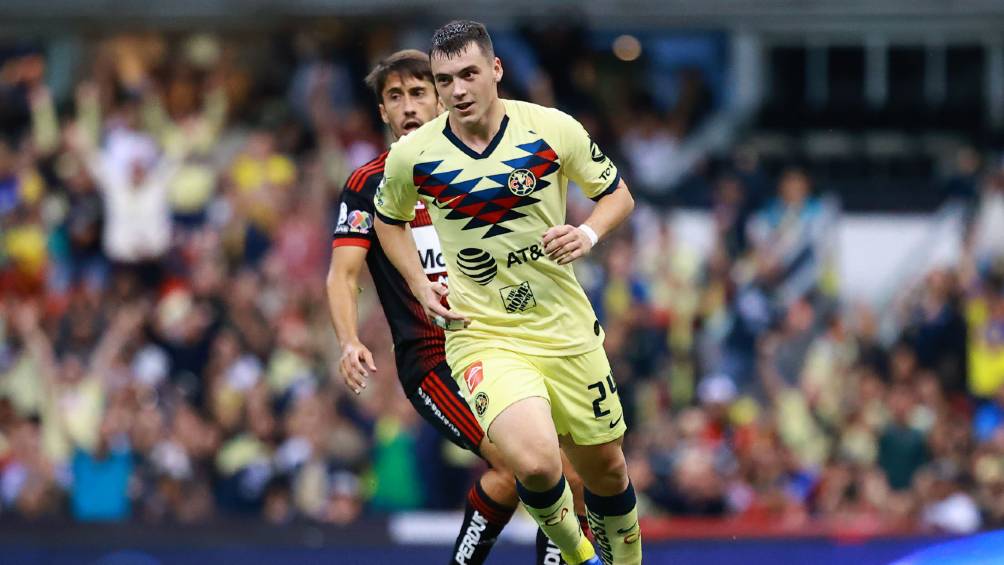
442;114;509;160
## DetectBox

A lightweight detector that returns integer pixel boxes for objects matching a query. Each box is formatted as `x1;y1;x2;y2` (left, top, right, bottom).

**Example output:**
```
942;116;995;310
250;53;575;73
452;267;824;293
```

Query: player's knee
513;455;563;490
598;448;628;478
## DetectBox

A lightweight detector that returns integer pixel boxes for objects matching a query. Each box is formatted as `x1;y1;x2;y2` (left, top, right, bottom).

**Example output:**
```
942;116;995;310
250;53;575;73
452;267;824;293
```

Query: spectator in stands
904;268;967;393
620;95;683;196
365;385;424;512
712;172;751;259
70;400;134;521
973;385;1004;444
878;385;930;491
65;106;182;294
918;461;982;534
747;168;831;308
965;263;1004;397
941;146;982;207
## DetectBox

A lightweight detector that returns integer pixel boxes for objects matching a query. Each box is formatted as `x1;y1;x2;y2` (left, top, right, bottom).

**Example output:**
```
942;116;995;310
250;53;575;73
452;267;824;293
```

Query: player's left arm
543;110;635;264
543;179;634;265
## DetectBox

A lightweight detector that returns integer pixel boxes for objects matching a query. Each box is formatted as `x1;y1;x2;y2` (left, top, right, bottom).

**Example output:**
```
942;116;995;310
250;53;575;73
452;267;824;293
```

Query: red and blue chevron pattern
412;139;560;238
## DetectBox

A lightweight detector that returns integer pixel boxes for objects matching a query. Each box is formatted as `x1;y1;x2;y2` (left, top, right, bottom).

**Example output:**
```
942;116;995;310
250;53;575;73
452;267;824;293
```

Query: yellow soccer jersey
375;99;621;363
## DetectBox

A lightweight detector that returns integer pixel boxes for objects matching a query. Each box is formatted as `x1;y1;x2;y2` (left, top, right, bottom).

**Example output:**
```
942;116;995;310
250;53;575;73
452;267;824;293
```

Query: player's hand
339;339;377;395
542;224;594;265
413;279;469;330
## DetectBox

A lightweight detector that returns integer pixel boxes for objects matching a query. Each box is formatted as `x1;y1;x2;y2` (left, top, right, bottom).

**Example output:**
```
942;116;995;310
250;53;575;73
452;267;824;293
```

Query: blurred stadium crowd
0;30;1003;538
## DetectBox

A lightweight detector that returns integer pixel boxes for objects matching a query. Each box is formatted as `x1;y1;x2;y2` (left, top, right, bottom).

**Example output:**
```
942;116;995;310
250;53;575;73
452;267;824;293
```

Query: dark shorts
408;361;486;457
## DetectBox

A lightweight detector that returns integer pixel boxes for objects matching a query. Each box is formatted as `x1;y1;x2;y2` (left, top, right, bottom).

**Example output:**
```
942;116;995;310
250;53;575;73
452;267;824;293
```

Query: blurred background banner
2;1;1004;563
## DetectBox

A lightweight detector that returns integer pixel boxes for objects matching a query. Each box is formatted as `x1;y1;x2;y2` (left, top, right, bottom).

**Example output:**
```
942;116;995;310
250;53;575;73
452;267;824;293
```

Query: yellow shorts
450;347;626;446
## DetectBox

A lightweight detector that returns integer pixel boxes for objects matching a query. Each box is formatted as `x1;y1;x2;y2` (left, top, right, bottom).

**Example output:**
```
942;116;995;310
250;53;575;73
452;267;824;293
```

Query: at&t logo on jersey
456;248;498;285
506;244;544;268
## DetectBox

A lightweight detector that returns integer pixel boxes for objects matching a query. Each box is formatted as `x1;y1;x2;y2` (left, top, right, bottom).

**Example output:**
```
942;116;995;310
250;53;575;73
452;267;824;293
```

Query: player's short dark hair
364;49;434;102
430;20;494;60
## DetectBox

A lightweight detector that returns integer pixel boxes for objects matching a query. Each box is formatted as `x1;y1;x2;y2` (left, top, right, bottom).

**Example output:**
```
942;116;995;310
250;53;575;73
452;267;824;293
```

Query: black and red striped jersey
332;151;447;394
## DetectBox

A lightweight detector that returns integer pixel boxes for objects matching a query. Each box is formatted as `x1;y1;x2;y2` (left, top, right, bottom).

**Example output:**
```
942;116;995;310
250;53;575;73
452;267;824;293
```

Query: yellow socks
585;482;642;565
517;476;596;564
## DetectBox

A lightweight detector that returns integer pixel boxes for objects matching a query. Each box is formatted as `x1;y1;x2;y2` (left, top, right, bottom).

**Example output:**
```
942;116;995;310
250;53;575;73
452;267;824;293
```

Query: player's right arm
327;188;379;394
373;149;467;328
326;246;376;395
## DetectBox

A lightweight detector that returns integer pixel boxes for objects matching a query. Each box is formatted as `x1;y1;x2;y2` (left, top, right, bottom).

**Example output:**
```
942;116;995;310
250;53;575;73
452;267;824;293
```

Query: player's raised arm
373;153;468;328
542;111;635;264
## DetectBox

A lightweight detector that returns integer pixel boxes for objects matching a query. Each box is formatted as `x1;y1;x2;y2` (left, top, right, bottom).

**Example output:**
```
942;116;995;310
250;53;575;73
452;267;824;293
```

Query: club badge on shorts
474;392;489;416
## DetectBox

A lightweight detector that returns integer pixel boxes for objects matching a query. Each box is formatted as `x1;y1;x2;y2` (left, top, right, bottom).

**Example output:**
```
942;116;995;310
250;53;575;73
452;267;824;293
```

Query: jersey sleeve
554;110;621;201
332;181;378;249
374;146;418;225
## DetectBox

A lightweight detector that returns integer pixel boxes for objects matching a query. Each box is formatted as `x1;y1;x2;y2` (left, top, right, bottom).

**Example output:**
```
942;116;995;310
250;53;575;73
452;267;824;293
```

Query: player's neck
449;98;506;151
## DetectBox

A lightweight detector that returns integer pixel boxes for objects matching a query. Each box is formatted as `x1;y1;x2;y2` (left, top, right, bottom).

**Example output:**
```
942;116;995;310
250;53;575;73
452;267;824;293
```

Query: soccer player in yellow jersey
374;20;641;565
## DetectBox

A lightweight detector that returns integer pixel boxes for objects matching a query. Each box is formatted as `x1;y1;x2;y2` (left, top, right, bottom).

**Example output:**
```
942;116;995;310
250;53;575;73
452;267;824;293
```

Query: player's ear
378;103;391;125
493;57;503;84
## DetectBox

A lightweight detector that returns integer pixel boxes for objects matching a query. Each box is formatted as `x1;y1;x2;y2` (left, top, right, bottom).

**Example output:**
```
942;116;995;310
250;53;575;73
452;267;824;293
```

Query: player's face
430;42;503;128
379;73;441;139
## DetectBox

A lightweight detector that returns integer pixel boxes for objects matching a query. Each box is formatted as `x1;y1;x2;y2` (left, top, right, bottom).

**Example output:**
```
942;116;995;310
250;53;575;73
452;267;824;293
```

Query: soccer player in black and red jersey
326;50;564;565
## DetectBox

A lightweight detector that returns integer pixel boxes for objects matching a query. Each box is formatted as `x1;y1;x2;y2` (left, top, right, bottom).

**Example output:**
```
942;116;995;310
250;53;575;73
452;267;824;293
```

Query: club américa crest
507;168;537;196
474;392;489;416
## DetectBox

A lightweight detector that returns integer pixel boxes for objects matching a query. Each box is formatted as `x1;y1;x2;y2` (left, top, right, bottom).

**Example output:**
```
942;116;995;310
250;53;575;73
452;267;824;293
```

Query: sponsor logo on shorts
474;392;489;417
507;168;537;196
464;361;484;393
455;510;488;564
417;386;462;439
499;281;536;313
456;248;497;285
